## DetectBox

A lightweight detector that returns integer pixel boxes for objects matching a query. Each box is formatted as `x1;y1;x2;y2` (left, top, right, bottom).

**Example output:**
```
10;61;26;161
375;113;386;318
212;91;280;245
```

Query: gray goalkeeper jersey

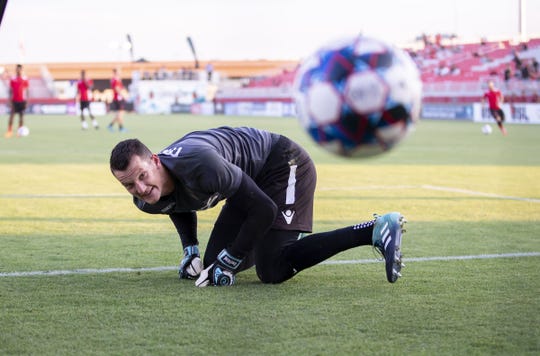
135;126;280;214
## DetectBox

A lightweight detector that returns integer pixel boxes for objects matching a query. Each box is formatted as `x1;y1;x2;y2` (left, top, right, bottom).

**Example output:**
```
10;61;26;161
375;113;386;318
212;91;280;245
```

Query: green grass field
1;114;539;355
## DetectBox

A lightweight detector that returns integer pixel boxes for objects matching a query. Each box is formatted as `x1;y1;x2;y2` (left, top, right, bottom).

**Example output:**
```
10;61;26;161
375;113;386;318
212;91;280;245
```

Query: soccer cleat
4;130;13;138
372;212;407;283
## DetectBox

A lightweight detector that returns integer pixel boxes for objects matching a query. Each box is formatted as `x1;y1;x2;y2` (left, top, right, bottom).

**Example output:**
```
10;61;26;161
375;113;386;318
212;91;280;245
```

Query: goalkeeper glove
178;245;203;279
195;249;243;287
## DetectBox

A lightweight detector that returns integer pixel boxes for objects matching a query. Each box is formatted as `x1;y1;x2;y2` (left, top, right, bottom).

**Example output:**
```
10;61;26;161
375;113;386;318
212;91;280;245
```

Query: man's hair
110;139;153;172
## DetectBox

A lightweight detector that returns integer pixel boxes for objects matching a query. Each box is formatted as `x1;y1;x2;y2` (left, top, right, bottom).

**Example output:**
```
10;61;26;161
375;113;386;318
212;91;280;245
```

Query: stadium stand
0;36;538;114
214;36;540;105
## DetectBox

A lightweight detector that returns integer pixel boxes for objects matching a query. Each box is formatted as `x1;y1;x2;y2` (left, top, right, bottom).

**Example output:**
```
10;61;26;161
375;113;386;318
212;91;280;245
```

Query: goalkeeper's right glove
178;245;203;279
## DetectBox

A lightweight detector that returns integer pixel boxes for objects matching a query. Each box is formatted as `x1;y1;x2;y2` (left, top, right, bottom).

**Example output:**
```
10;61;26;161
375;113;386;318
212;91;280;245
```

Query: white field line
420;185;540;203
0;193;126;198
1;185;537;203
319;184;540;203
323;252;540;265
1;252;538;278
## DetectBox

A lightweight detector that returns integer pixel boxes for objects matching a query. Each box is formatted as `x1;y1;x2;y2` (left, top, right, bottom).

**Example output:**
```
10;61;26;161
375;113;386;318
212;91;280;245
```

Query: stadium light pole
0;0;7;28
126;34;135;62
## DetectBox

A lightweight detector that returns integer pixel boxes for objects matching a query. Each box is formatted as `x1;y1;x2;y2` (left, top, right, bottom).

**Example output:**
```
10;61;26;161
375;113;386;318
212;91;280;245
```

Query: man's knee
256;262;295;284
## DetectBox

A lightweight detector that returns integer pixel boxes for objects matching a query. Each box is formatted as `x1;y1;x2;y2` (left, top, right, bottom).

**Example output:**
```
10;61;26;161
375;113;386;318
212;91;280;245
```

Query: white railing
422;79;540;97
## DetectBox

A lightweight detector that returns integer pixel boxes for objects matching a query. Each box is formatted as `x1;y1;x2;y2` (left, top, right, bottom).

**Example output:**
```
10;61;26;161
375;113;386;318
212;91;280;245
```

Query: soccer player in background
110;126;406;287
5;64;29;138
107;68;127;132
76;70;99;130
482;80;507;135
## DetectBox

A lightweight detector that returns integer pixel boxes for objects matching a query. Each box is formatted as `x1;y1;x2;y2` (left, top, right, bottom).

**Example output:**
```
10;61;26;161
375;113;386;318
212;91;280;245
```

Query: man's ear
151;154;161;167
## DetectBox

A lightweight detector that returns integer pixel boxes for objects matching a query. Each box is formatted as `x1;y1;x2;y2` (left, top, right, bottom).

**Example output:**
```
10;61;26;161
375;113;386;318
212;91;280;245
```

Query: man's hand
178;245;203;279
195;249;243;287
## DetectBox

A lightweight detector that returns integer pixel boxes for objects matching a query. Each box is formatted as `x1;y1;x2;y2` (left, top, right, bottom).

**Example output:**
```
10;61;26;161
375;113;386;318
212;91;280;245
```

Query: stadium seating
1;37;537;107
224;36;538;104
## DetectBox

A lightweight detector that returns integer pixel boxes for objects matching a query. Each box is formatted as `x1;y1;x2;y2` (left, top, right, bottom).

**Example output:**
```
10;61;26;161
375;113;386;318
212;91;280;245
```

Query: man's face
112;154;169;204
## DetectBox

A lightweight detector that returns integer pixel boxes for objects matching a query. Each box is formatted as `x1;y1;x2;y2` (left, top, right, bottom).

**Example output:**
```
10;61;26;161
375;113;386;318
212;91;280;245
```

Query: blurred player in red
482;80;507;135
76;70;99;130
5;64;29;138
107;68;127;132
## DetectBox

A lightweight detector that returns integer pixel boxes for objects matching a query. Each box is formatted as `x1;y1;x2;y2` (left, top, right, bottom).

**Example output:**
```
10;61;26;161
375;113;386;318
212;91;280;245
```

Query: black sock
284;220;375;272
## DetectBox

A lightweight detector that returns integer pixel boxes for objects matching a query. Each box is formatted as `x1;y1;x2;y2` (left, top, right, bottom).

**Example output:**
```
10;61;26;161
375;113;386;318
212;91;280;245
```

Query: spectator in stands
512;50;523;71
503;65;512;82
107;68;127;132
482;80;507;135
450;64;461;76
525;59;538;80
521;61;530;80
76;70;99;130
5;64;29;138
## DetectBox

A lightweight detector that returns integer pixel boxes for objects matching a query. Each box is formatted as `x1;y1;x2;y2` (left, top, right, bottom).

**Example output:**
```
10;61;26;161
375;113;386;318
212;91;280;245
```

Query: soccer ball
481;124;493;135
293;35;422;158
17;126;30;137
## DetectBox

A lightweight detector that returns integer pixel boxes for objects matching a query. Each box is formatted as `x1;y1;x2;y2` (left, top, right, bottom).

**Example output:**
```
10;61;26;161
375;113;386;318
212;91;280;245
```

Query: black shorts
12;101;26;114
255;135;316;232
489;108;505;121
80;101;91;110
110;99;125;111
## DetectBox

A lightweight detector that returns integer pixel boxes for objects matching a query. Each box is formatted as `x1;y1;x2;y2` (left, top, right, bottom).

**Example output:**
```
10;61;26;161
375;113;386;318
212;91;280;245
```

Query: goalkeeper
110;126;406;287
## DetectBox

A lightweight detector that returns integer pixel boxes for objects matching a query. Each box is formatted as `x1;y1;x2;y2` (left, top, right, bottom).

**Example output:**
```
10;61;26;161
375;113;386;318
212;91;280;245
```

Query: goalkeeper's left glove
178;245;203;280
195;249;243;287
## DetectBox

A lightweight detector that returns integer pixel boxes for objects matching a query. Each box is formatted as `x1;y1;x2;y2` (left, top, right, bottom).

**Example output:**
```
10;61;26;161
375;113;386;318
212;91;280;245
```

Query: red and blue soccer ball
293;35;422;158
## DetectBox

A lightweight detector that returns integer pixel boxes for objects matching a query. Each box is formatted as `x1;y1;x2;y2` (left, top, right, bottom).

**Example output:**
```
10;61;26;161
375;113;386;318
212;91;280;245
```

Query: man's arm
169;211;198;248
225;172;277;258
170;212;203;279
196;172;277;287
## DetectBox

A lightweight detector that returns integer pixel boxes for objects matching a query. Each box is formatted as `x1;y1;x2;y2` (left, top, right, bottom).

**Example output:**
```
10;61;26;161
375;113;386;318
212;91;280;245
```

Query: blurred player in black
110;126;406;287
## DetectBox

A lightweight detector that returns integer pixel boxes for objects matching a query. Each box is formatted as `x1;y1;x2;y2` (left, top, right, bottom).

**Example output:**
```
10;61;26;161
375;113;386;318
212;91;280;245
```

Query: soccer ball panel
307;82;341;125
344;71;388;114
353;37;387;56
